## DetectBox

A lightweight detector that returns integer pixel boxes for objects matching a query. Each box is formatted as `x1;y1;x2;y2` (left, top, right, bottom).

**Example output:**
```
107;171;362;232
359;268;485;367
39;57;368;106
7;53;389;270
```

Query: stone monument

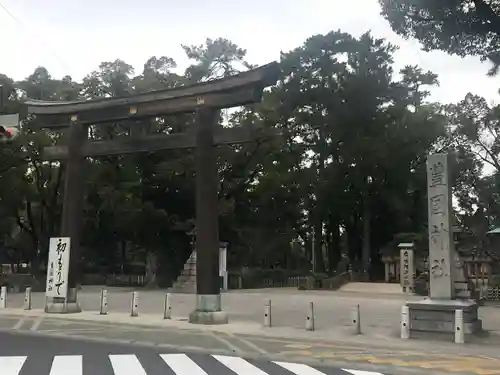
399;242;415;293
406;153;481;335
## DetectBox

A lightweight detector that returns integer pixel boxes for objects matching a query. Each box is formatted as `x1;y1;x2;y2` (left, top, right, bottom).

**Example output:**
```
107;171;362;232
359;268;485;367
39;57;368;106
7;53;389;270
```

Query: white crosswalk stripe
161;353;208;375
213;355;270;375
0;356;26;375
49;355;82;375
274;360;328;375
0;353;386;375
109;354;148;375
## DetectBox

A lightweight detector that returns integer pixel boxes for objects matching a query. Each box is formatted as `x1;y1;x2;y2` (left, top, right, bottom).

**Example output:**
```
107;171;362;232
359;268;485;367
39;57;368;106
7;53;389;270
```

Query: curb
0;328;446;375
1;310;500;361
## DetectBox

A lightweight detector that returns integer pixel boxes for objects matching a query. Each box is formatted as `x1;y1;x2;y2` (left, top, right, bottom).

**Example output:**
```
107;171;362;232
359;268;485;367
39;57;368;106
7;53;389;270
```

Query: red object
0;126;15;138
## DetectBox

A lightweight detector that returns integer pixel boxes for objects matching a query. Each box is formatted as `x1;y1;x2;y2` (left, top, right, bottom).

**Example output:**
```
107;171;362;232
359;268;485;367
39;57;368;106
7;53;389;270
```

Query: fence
82;271;307;290
464;260;491;299
227;270;351;291
383;255;500;300
81;269;351;291
81;274;146;287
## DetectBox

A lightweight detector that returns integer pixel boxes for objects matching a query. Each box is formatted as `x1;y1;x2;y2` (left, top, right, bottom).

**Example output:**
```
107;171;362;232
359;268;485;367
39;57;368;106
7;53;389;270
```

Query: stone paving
2;305;500;374
2;284;500;374
3;283;500;337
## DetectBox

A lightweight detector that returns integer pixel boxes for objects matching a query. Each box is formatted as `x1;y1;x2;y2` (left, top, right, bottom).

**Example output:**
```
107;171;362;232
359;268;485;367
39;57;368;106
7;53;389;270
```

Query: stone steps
169;252;197;294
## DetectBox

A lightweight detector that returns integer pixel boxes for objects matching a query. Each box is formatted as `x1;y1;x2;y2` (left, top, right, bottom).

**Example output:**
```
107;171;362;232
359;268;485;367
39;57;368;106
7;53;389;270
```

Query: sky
0;0;499;105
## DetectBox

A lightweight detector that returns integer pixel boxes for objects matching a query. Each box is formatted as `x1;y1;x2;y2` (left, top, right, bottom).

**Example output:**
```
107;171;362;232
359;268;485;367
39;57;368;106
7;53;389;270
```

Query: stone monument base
44;301;82;314
44;288;82;314
406;299;482;335
188;294;228;325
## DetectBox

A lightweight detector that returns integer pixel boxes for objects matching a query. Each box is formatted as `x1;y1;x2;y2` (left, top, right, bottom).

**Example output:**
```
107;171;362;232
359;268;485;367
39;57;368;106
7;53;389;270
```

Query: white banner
0;114;19;127
46;237;71;298
219;245;227;277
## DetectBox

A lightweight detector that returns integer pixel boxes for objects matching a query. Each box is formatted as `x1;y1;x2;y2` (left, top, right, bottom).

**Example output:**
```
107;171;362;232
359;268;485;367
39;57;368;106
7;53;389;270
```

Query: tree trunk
313;221;325;273
145;251;159;289
347;216;362;271
34;235;50;277
121;240;127;273
313;122;327;274
327;216;341;275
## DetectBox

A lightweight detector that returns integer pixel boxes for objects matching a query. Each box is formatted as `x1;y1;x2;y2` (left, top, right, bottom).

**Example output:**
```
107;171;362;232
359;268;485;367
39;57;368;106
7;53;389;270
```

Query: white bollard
23;287;32;310
455;309;464;344
352;304;361;334
264;300;272;327
401;305;410;339
163;293;172;319
222;271;229;292
100;289;108;315
0;286;6;308
130;291;139;317
305;301;315;331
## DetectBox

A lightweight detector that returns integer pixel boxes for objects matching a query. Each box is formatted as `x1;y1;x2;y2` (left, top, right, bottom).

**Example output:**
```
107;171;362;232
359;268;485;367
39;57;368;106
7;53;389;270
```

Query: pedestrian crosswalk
0;353;385;375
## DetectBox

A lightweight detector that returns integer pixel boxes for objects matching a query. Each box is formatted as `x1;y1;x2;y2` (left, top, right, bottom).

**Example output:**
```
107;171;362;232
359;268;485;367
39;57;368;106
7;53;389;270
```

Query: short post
130;291;139;317
99;289;108;315
455;309;464;344
352;304;361;334
401;305;410;339
0;286;6;308
222;271;229;292
163;293;172;319
23;287;32;310
264;300;271;327
305;301;315;331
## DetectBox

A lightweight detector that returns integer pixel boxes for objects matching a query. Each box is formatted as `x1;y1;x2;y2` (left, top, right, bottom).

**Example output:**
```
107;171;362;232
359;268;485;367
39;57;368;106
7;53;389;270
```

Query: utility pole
312;227;316;273
362;175;373;281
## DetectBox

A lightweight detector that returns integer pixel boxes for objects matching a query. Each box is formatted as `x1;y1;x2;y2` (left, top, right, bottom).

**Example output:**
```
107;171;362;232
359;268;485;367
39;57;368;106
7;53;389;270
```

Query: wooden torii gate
21;63;279;323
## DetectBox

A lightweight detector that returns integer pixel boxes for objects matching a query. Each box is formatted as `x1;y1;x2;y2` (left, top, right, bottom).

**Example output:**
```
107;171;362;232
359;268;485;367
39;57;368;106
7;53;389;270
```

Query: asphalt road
0;331;379;375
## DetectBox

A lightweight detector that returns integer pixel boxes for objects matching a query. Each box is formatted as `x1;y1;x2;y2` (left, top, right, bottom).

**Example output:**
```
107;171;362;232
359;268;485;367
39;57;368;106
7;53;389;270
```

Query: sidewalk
6;286;500;333
3;285;500;374
1;308;500;375
0;307;498;353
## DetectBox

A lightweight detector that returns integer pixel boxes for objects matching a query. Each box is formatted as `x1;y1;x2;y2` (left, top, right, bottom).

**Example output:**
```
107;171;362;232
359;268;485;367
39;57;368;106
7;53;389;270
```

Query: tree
182;38;253;82
443;93;500;245
379;0;500;74
234;30;446;278
0;31;451;284
0;69;78;274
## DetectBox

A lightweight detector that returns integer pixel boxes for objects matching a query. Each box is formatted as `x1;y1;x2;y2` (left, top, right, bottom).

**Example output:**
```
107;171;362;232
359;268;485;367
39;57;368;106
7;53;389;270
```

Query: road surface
0;331;382;375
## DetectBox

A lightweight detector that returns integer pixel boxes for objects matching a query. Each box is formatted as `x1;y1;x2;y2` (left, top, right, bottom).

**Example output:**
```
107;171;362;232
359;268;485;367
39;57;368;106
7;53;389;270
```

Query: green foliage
380;232;427;257
379;0;500;75
0;30;495;283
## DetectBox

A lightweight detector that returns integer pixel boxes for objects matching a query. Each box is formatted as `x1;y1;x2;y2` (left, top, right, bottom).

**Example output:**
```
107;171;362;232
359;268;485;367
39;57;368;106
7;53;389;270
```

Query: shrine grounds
3;283;500;340
3;283;500;374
